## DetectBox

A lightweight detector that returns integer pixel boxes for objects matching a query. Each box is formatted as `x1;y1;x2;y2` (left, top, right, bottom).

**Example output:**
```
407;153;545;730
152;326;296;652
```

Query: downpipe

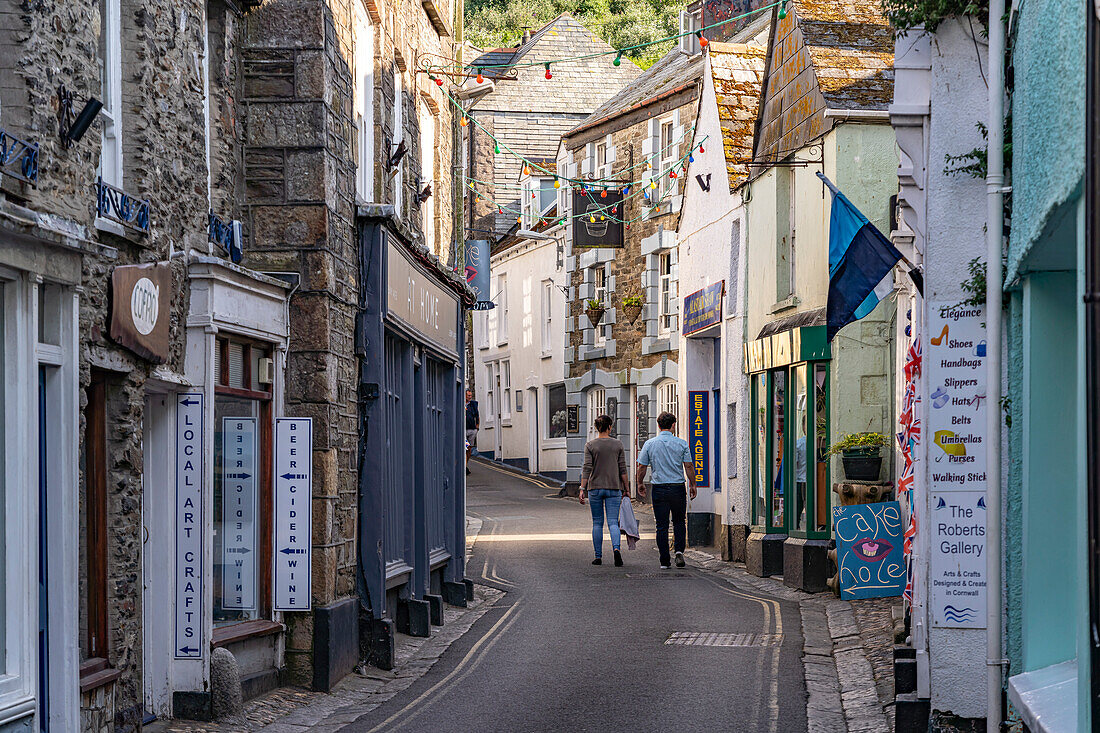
985;0;1007;727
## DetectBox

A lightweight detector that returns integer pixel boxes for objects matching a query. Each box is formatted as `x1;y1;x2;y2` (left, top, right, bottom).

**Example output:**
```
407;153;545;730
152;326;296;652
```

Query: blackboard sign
567;405;580;434
571;189;624;248
605;397;618;438
636;395;650;449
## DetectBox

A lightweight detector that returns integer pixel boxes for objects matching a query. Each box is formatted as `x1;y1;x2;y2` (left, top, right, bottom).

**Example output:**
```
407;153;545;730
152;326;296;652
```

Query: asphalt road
341;462;808;733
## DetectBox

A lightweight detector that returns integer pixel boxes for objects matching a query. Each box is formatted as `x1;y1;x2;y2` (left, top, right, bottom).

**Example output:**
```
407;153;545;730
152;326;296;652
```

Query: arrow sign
280;472;307;480
180;397;199;406
178;646;199;655
280;547;307;555
221;417;258;611
225;547;252;554
226;472;252;480
175;393;205;659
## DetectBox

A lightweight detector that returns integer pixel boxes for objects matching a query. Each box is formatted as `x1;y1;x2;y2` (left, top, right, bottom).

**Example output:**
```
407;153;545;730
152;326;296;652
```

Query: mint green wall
1004;291;1024;670
1020;270;1078;671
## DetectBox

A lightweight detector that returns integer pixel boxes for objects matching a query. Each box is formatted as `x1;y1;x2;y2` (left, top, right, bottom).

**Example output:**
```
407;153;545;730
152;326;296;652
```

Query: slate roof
467;14;642;114
793;0;894;110
568;48;706;138
709;42;768;191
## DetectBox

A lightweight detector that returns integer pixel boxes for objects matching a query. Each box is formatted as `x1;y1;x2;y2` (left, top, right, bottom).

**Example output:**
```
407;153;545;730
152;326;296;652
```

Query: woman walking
579;414;629;566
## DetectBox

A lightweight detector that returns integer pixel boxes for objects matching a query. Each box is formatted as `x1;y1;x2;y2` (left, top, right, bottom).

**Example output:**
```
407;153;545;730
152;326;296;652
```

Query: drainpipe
985;0;1006;728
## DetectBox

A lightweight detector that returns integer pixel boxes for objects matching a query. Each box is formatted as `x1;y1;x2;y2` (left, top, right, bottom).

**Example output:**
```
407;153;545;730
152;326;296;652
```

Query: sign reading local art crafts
930;492;987;628
833;501;906;600
221;418;257;611
110;263;171;363
274;418;313;611
175;393;204;659
688;391;709;488
682;281;724;336
926;303;988;627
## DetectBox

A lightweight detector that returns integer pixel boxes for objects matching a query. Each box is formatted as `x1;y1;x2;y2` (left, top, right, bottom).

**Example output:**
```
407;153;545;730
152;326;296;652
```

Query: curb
470;456;566;491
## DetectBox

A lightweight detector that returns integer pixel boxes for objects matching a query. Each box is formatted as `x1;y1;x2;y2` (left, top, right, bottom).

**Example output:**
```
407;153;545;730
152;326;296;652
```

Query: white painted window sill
94;216;129;238
1007;659;1077;733
542;437;567;449
540;350;553;360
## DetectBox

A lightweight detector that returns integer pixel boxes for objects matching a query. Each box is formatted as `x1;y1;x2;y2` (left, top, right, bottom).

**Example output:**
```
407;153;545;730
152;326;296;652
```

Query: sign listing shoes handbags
110;262;172;363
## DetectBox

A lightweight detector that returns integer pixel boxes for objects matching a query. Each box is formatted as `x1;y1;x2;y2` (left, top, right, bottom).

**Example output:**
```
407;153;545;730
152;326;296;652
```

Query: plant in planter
828;432;889;482
621;294;644;325
585;298;606;328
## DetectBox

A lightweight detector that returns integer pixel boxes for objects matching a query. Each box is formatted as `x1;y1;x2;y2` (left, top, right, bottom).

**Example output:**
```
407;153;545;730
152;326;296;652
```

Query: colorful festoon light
600;189;607;198
613;51;623;66
476;68;485;83
523;164;530;176
461;116;469;127
554;177;561;189
697;31;708;48
435;76;444;86
544;63;552;80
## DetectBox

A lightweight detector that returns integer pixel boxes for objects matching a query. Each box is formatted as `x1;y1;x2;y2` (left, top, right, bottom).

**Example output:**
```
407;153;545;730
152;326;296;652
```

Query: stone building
557;43;705;509
0;0;468;729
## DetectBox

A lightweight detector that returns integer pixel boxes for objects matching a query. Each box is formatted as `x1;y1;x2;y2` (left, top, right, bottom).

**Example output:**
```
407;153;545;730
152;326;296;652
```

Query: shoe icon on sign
931;387;949;409
930;324;949;346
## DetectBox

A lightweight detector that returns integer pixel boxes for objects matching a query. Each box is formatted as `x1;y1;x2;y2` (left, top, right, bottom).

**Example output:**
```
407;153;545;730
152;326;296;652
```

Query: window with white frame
595;141;607;177
541;280;553;355
658;252;676;333
419;97;436;253
485;364;495;423
496;273;509;344
679;9;703;55
501;360;511;420
587;386;606;437
392;70;404;217
591;264;607;347
98;0;123;188
477;309;489;349
658;118;676;199
354;4;374;203
658;379;679;425
524;178;556;228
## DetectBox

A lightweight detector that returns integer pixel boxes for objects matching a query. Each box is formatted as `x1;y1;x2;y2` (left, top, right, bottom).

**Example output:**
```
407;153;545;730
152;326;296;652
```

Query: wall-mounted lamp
58;84;103;149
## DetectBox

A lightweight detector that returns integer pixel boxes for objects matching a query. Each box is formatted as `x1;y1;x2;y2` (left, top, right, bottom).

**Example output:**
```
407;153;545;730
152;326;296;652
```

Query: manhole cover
664;632;782;647
625;572;692;579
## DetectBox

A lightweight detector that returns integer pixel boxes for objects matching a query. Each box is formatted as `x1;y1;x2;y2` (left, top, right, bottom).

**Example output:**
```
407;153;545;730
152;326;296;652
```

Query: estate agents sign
688;391;710;488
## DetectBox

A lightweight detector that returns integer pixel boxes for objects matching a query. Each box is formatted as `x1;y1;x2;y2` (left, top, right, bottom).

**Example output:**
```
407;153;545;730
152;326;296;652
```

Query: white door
527;387;539;474
627;386;638;496
142;395;174;719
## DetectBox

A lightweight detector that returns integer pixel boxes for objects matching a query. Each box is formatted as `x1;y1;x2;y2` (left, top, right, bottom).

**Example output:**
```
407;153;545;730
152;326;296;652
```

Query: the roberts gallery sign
571;189;624;248
110;262;171;363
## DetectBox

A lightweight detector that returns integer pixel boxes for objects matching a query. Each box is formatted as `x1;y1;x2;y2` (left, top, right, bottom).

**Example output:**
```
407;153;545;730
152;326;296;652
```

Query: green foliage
958;257;986;308
465;0;681;69
943;121;1013;181
828;432;889;456
880;0;988;32
621;294;643;307
586;298;605;310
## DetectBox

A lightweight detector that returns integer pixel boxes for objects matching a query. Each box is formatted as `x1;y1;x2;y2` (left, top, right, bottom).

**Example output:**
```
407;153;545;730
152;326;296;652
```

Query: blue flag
819;172;903;341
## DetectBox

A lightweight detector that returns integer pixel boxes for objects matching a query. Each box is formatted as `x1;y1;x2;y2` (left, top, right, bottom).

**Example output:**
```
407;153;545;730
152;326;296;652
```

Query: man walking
465;389;479;475
636;411;697;569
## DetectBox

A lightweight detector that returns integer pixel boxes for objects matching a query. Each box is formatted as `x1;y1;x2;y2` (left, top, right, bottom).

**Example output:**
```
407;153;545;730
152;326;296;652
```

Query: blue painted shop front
357;214;472;667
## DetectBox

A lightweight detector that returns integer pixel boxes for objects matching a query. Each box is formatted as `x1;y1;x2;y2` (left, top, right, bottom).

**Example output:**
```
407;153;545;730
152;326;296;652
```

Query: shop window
658;252;676;334
213;336;274;626
752;373;767;525
81;373;109;663
793;365;808;531
812;364;830;532
770;370;786;529
657;379;678;425
547;383;567;438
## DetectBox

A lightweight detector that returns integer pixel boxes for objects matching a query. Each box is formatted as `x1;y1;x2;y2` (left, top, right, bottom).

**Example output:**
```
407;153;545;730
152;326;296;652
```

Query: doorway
527;387;539;475
142;394;174;720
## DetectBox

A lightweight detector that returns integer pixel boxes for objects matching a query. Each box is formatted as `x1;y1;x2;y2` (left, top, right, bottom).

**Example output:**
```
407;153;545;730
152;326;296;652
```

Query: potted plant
585;298;606;328
828;432;889;481
621;294;644;325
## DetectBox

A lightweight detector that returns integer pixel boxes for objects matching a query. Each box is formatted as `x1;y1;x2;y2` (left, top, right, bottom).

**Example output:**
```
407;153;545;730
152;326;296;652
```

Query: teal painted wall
1020;270;1078;671
1006;0;1085;280
1004;290;1024;670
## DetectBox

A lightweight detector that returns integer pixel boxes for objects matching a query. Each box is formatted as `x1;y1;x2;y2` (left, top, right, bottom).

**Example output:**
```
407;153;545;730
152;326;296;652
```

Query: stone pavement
685;548;897;733
144;585;505;733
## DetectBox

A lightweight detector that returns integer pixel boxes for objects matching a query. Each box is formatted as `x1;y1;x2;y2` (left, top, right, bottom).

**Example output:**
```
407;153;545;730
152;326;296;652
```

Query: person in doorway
465;389;479;475
636;411;697;569
579;414;628;567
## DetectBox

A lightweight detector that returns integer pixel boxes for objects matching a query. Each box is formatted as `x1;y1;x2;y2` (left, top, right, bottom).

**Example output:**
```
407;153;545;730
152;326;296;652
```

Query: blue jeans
588;489;623;557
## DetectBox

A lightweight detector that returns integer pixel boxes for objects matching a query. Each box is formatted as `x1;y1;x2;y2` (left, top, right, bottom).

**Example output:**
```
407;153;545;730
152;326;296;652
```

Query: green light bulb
613;52;622;67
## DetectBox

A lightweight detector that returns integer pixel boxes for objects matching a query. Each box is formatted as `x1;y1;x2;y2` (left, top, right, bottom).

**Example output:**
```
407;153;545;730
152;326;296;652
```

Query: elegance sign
175;393;204;658
386;240;460;356
683;281;724;336
111;262;171;363
274;418;313;611
221;418;257;610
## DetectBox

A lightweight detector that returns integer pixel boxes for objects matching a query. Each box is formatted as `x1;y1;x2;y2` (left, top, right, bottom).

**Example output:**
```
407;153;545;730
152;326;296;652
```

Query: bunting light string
419;0;785;77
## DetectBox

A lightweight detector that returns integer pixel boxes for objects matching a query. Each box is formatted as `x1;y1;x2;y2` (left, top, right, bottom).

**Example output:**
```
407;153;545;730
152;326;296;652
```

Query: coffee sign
111;263;171;363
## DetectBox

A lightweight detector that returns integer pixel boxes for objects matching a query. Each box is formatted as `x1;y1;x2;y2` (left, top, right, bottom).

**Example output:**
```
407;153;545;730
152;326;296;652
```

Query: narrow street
340;463;808;733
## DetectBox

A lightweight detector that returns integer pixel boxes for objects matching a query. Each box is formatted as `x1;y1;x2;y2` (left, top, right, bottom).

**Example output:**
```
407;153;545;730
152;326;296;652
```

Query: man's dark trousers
652;483;687;567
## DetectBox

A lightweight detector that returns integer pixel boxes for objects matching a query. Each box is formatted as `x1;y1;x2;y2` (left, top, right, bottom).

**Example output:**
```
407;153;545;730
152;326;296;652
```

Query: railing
0;127;39;186
208;211;233;249
96;177;150;234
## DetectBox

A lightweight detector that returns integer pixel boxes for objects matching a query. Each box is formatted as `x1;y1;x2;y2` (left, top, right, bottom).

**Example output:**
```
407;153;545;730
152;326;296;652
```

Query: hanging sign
636;395;650;449
464;240;495;311
110;263;171;363
571;189;624;248
221;418;257;610
930;491;987;627
833;501;906;599
605;396;618;437
274;418;313;611
175;392;204;659
567;404;580;434
682;281;724;336
386;240;460;357
688;391;709;488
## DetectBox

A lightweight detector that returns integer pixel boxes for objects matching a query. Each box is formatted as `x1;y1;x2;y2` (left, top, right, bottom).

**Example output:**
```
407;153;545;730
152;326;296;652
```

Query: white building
472;231;570;481
676;38;767;557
